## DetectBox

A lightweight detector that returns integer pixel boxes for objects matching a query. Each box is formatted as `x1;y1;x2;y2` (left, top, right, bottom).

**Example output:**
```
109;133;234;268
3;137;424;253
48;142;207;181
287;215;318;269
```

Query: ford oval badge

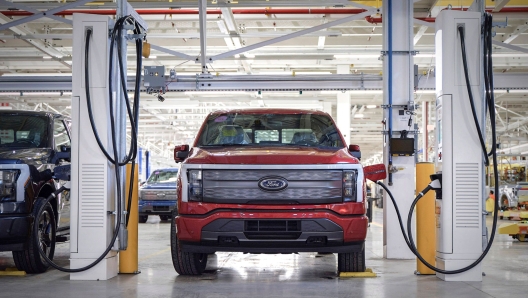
258;176;288;192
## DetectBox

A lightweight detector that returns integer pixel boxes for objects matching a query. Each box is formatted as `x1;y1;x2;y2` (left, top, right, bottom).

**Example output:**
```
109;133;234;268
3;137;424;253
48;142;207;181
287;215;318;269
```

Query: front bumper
138;200;176;215
176;210;367;254
0;214;31;251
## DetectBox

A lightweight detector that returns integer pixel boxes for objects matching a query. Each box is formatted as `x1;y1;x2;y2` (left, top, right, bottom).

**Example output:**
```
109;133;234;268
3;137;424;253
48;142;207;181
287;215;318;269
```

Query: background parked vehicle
138;168;178;223
0;110;71;273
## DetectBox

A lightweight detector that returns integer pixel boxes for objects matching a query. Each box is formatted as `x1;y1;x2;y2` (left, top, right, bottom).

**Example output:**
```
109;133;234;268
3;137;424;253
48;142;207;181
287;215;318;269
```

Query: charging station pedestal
70;14;119;281
435;10;484;282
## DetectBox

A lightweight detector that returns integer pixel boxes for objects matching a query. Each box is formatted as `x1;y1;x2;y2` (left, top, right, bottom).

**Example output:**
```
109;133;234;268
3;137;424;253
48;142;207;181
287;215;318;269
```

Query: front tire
13;198;56;274
160;215;170;221
170;211;207;275
338;246;365;273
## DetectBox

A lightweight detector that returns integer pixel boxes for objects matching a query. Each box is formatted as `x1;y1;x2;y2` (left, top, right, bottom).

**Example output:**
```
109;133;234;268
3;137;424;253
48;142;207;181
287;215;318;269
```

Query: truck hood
140;182;176;190
185;146;359;164
0;148;52;166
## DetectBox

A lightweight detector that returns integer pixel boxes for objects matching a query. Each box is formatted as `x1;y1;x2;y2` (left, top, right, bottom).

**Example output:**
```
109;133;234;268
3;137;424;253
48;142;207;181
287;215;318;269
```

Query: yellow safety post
119;163;139;274
415;162;436;275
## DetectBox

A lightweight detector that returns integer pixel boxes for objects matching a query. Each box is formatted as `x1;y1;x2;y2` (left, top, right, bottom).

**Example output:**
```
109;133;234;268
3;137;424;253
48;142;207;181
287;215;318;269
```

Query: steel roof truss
210;9;376;61
0;0;91;31
0;0;71;25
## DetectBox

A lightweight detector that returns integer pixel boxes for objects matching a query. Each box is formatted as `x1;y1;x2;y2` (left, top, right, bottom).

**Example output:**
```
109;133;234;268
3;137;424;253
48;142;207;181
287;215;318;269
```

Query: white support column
382;0;416;260
336;65;350;146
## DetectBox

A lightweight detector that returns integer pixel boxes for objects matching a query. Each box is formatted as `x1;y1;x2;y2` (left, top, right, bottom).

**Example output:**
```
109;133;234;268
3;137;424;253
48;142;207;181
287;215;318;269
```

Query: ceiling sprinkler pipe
364;7;528;24
366;15;437;24
2;6;528;17
0;8;368;16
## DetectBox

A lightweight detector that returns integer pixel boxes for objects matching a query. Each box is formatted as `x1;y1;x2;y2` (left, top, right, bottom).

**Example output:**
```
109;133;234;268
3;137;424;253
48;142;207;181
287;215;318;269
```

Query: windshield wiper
202;143;249;147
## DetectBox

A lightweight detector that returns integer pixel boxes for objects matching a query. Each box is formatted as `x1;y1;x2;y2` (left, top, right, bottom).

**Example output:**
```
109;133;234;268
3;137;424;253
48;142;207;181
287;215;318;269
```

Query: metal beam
2;73;528;92
198;0;208;73
492;40;528;54
317;17;328;50
219;4;252;73
0;14;71;68
413;18;434;28
503;22;528;44
493;0;511;12
0;31;342;40
210;9;376;61
428;1;443;17
149;44;194;60
0;0;72;25
497;117;528;133
413;25;428;45
0;0;91;31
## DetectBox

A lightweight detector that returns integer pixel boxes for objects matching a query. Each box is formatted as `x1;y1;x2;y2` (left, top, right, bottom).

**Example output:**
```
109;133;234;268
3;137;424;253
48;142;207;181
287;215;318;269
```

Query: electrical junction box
144;66;165;89
435;10;484;282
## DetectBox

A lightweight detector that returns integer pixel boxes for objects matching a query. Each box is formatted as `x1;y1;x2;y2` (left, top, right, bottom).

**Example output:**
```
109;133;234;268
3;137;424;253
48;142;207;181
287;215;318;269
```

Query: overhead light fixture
149;55;157;59
334;54;380;59
354;114;364;118
494;89;528;94
366;105;377;109
43;56;52;59
294;71;332;75
414;90;436;94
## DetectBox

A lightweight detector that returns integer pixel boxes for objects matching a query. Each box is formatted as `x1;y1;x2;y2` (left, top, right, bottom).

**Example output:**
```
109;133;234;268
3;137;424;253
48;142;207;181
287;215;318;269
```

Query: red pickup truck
171;109;382;275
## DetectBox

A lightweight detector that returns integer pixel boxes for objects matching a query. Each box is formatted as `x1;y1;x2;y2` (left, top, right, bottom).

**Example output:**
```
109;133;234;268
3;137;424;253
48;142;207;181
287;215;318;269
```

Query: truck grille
202;170;343;204
141;190;177;201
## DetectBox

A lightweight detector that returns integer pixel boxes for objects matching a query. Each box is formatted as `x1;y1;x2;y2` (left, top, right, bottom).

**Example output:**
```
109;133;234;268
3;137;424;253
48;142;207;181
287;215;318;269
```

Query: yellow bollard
119;163;139;274
415;162;436;275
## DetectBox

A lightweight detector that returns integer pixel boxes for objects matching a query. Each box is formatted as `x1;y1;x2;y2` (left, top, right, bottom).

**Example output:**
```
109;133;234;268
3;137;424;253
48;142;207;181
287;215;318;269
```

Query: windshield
0;114;49;148
196;113;344;149
147;170;178;183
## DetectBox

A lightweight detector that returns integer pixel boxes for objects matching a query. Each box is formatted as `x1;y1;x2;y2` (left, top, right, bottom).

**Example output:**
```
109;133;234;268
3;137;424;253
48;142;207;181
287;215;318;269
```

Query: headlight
1;170;20;202
188;170;203;202
343;170;357;202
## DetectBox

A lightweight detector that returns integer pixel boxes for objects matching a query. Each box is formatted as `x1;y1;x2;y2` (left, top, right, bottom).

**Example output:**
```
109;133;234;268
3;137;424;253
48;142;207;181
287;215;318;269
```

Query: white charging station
435;10;485;282
70;13;119;281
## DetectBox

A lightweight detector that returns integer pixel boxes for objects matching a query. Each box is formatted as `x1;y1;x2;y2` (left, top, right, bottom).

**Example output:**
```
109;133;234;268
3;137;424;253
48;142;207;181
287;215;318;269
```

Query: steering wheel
318;131;337;144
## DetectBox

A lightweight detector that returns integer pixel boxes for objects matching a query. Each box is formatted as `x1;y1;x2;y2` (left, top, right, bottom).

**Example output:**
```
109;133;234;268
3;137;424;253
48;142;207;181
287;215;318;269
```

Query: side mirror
348;144;361;160
50;151;71;165
364;164;387;182
174;145;190;163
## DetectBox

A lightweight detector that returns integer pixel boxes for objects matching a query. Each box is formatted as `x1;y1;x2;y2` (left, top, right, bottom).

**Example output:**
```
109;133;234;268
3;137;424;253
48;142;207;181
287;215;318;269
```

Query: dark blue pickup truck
0;110;71;273
139;168;178;223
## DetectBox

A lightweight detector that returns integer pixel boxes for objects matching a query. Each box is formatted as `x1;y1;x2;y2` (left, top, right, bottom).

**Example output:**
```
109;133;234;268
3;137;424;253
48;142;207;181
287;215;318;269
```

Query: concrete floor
1;207;527;298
